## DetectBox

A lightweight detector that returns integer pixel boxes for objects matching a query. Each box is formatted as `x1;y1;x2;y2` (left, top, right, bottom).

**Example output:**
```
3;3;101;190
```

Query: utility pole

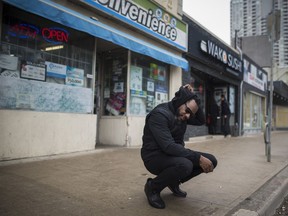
266;9;281;162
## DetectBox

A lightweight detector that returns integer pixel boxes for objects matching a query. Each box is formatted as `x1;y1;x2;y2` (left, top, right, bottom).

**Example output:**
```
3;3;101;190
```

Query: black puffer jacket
141;87;205;163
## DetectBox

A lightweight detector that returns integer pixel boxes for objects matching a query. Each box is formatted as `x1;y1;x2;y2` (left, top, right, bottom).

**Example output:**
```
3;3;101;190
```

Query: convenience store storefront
0;0;188;160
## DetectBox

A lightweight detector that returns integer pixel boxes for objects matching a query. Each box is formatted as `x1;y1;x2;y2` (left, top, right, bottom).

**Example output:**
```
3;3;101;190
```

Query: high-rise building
231;0;288;83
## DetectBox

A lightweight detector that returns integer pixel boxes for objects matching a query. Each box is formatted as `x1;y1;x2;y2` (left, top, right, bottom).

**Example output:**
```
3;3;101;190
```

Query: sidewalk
0;131;288;216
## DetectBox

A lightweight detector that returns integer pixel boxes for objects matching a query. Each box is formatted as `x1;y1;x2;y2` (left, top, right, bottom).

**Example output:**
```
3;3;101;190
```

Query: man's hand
183;84;194;93
199;155;214;173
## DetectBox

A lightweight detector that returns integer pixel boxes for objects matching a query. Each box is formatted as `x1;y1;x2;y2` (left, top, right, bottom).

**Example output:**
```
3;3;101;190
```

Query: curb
187;135;227;143
226;164;288;216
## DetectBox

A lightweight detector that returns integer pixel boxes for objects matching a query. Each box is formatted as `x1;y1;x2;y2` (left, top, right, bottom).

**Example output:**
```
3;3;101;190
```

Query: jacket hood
171;86;200;110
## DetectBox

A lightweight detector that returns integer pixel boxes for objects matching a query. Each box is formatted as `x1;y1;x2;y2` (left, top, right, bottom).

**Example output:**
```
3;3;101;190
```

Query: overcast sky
182;0;231;45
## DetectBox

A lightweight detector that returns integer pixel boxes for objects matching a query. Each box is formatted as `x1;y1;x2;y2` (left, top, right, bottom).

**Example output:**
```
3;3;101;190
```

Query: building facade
183;13;243;139
0;0;188;160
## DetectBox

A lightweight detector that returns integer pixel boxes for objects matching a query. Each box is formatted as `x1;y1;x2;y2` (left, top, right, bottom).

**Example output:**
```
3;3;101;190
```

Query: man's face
177;99;198;121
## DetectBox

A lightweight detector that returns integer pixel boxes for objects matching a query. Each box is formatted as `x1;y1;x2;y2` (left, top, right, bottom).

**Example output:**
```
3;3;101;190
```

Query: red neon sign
8;23;69;44
8;23;39;39
42;27;69;44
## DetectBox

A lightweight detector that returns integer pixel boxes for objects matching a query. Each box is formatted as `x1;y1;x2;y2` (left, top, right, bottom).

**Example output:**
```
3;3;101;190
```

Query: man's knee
202;153;218;169
210;155;218;168
175;158;193;178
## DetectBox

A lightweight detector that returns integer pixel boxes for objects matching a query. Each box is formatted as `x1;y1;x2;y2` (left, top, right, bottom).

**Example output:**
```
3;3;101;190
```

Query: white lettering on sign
200;40;242;73
97;0;177;41
92;0;178;41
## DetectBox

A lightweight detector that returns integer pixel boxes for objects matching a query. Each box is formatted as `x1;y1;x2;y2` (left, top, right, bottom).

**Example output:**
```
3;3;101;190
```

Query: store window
0;4;94;113
243;92;264;129
130;52;169;115
190;77;205;108
102;49;128;116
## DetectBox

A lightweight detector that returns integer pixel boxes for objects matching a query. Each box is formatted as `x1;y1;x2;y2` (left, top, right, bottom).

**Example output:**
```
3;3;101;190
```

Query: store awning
3;0;188;71
272;81;288;106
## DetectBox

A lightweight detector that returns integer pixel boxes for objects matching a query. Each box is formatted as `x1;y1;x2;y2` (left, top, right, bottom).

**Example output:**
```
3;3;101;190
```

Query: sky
182;0;231;45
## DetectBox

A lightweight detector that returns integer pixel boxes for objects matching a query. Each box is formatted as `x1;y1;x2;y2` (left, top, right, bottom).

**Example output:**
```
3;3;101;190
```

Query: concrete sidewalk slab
0;132;287;216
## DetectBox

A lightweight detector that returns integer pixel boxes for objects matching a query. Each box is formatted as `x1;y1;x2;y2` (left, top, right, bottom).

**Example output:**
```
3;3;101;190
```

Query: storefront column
169;65;182;98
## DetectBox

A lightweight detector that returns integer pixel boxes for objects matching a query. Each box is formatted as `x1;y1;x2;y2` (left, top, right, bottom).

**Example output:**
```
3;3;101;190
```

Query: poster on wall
214;88;226;106
106;92;126;115
0;54;18;70
113;60;123;75
66;66;84;87
146;95;154;113
130;66;142;91
20;61;46;81
158;65;166;81
149;64;167;81
150;63;158;80
104;87;110;98
147;81;154;92
45;61;67;78
113;82;124;93
0;54;20;78
155;91;168;106
130;96;146;115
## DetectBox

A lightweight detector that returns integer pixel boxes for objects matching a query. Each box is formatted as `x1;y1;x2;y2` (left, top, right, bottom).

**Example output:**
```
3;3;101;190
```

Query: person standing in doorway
141;84;217;209
209;97;220;135
221;94;231;137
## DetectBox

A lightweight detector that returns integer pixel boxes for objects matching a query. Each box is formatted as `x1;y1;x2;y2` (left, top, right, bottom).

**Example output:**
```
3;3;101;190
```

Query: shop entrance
206;79;236;136
93;39;127;145
191;69;237;136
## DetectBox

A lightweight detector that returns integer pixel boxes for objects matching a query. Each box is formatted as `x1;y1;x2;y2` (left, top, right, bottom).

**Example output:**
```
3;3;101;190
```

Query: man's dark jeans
143;151;217;192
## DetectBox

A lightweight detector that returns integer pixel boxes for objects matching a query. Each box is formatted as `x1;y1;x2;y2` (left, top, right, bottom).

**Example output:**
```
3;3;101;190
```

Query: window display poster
158;65;166;81
104;87;110;98
130;96;146;115
45;61;67;78
229;86;235;114
150;63;158;80
113;60;122;75
66;66;84;87
106;92;126;116
147;81;154;92
146;95;154;113
149;63;166;81
20;61;46;81
113;82;124;93
0;55;20;78
0;54;18;70
130;66;142;91
155;91;168;106
0;77;92;113
130;89;147;98
0;69;20;78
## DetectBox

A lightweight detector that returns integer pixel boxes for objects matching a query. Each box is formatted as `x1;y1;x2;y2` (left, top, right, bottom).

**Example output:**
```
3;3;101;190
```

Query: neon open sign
42;27;69;44
8;23;69;44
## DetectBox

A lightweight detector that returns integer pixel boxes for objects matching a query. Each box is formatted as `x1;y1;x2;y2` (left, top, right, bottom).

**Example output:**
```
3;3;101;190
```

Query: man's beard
176;108;187;121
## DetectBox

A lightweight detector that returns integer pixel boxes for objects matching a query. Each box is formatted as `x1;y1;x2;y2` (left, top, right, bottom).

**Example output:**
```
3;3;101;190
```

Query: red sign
42;27;69;44
8;23;69;44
